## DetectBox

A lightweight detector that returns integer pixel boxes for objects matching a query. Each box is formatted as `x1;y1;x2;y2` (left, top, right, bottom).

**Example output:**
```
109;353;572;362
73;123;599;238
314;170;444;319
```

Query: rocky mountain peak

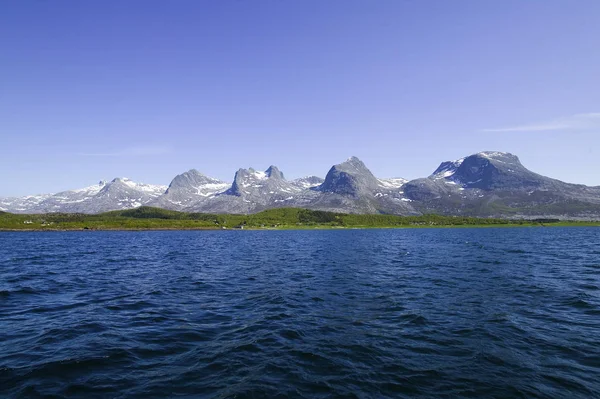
156;170;228;208
430;152;525;185
265;165;285;180
338;156;369;172
228;168;265;196
429;151;543;190
316;156;380;197
3;151;600;218
167;169;223;191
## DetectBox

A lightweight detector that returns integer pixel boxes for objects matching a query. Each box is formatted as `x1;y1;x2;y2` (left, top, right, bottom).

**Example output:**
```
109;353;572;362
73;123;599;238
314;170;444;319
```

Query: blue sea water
1;227;600;398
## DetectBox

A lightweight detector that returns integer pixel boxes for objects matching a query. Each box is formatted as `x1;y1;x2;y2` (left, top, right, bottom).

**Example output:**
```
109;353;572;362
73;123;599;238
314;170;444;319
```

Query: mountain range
2;151;600;219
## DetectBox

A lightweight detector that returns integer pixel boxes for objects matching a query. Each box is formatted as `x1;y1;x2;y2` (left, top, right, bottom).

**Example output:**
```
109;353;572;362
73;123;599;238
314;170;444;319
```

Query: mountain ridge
2;151;600;218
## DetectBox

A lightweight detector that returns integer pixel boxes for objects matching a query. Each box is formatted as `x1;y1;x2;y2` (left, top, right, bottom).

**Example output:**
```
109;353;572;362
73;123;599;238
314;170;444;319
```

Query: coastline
2;206;599;232
2;222;599;232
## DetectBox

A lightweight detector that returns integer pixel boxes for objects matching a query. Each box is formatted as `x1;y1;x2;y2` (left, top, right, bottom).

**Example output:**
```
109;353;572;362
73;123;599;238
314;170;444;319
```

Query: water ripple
1;228;600;398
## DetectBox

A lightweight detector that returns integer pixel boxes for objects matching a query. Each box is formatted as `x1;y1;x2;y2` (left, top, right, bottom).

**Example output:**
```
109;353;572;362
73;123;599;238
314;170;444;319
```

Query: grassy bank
1;207;599;231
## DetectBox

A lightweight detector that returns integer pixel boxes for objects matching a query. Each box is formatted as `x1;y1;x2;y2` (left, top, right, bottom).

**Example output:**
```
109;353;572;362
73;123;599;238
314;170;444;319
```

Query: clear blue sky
1;0;599;196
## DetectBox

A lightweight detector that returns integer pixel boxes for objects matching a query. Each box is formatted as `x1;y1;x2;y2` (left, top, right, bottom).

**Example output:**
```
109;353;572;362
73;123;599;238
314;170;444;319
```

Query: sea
1;227;600;398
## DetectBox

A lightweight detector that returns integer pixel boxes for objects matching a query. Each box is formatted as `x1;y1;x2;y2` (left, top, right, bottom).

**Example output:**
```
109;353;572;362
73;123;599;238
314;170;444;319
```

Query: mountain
304;156;416;214
316;156;381;197
432;151;556;190
191;165;314;214
2;151;600;218
404;151;600;218
0;193;53;213
151;169;229;211
1;179;167;214
148;165;317;214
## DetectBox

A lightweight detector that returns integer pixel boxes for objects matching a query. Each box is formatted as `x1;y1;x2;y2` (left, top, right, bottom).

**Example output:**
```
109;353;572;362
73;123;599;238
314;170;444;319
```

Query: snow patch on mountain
479;151;508;159
4;151;600;218
251;170;267;180
194;182;230;197
72;181;107;195
0;178;167;214
113;178;167;196
378;178;408;189
291;176;324;190
431;158;465;180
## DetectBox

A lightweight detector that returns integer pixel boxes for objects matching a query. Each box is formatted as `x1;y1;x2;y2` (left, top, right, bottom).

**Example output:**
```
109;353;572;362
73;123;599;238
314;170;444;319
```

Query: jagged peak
234;167;283;181
234;165;285;180
265;165;285;180
224;165;289;197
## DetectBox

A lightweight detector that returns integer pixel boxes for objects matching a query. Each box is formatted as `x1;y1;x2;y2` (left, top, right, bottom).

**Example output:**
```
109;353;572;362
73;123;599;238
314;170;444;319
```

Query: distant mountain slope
1;179;167;214
306;156;416;214
404;151;600;218
2;151;600;218
150;169;229;211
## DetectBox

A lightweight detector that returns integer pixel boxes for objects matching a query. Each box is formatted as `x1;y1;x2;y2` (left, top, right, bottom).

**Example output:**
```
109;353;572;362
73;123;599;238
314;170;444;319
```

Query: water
1;228;600;398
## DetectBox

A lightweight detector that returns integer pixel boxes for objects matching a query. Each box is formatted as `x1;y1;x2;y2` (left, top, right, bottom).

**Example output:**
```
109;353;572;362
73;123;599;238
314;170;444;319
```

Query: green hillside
0;206;597;231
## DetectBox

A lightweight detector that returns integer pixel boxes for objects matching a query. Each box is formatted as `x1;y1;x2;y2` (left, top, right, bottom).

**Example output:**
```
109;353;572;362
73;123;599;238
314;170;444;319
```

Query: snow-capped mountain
151;169;229;210
2;151;600;218
1;179;167;214
0;193;53;213
190;165;318;214
85;178;167;213
304;157;416;214
403;151;600;217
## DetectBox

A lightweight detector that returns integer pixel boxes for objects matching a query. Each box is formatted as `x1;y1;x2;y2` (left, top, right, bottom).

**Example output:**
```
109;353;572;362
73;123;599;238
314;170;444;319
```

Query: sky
1;0;600;196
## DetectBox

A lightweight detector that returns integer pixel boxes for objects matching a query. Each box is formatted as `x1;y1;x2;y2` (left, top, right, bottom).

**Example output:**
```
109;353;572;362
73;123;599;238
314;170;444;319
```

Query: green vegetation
0;207;598;231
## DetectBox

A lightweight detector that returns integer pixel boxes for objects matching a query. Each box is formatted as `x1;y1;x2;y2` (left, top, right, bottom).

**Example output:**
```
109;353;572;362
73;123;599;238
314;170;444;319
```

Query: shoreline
3;207;599;232
2;223;599;232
